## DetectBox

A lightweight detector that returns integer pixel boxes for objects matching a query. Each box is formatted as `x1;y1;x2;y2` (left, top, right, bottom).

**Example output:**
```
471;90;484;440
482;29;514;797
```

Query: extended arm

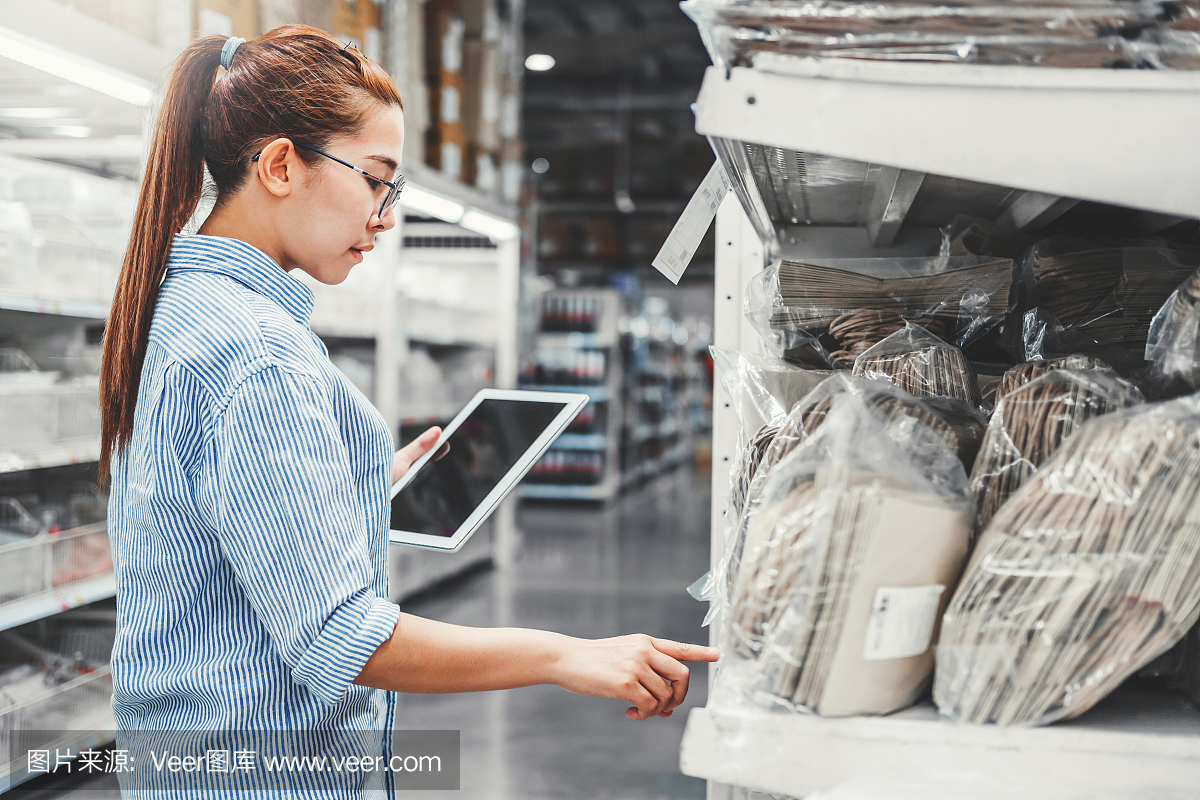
354;613;719;720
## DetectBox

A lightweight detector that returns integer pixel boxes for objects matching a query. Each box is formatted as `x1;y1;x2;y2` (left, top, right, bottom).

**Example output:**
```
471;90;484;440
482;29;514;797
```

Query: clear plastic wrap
692;349;831;625
745;257;1014;368
852;322;983;406
1145;265;1200;394
936;395;1200;726
1019;238;1200;352
715;389;972;717
681;0;1200;70
711;374;986;655
993;353;1113;404
712;347;832;519
969;366;1143;531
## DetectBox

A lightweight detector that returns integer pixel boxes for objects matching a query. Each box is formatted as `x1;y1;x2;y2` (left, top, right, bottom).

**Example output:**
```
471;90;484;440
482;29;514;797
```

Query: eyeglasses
252;142;404;219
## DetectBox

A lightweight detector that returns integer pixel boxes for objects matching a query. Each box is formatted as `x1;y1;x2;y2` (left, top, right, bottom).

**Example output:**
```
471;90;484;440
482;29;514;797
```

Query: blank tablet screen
390;398;568;537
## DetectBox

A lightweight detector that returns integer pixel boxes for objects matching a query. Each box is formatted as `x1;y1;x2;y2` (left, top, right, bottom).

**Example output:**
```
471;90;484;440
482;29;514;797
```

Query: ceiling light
48;126;93;138
399;184;465;224
524;54;556;72
0;108;84;120
0;25;154;106
460;210;519;241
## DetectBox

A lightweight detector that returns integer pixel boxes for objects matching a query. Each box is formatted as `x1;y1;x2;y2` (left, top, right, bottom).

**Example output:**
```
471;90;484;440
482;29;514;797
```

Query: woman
99;26;716;794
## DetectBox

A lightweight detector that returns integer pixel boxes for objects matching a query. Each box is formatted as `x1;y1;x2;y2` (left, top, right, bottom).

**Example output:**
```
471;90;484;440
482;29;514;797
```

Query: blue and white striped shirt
108;234;401;795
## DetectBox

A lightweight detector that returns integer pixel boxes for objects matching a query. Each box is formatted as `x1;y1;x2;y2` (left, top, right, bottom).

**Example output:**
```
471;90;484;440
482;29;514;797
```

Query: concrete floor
395;466;713;800
19;466;714;800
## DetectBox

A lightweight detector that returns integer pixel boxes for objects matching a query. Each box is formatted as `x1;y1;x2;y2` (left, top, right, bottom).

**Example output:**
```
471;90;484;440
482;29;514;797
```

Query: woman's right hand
550;634;720;720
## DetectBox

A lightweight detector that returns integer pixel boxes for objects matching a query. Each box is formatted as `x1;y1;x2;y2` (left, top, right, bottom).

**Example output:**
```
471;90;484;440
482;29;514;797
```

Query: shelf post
374;222;403;439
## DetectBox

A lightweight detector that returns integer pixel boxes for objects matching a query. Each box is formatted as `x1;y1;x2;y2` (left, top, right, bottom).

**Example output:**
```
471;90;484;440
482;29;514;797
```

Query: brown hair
99;26;402;474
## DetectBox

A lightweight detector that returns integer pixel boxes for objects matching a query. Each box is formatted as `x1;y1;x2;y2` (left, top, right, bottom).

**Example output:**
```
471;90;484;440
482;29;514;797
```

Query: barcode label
652;160;732;285
862;585;945;661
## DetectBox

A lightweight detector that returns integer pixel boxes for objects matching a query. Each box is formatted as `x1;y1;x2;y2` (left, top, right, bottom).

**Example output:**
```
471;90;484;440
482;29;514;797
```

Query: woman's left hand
392;427;449;485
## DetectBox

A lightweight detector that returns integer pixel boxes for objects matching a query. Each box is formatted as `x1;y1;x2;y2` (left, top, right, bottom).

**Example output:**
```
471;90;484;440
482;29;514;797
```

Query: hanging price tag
652;160;732;284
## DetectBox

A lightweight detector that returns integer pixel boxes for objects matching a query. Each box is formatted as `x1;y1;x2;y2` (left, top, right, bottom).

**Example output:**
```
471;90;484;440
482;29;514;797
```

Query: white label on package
652;160;732;285
862;585;945;661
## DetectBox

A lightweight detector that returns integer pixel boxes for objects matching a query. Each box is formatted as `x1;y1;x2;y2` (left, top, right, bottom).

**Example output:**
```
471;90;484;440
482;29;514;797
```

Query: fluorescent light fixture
0;25;154;106
460;210;519;241
399;184;465;223
524;53;555;72
0;108;84;120
48;126;92;138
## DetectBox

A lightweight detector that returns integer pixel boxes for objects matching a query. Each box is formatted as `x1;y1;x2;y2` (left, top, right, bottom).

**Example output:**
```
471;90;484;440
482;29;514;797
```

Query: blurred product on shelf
970;365;1143;530
520;288;714;500
681;0;1200;70
526;451;605;485
0;476;110;606
540;295;601;333
937;396;1200;726
523;348;606;386
0;155;135;309
0;607;116;779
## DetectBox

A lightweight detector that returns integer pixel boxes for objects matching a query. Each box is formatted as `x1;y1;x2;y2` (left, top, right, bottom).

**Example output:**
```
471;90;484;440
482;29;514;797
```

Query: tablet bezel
387;388;589;552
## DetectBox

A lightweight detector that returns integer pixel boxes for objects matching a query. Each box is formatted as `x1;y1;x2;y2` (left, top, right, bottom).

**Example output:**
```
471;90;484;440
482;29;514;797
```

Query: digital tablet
388;388;589;552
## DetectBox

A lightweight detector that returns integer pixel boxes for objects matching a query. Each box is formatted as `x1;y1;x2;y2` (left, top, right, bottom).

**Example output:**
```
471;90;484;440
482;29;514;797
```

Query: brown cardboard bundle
852;323;982;407
970;366;1142;530
720;392;972;716
937;396;1200;726
993;354;1113;406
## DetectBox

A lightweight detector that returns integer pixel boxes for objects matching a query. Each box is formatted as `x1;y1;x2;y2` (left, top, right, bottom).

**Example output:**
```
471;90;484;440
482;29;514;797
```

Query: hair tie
220;37;245;70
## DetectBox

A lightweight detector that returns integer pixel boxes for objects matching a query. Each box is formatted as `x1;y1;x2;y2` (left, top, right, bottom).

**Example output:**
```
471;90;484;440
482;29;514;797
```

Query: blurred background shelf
0;572;116;633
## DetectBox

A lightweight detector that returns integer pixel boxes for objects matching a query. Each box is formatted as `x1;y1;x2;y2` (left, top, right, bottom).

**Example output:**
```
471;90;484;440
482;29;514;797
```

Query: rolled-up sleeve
211;365;400;706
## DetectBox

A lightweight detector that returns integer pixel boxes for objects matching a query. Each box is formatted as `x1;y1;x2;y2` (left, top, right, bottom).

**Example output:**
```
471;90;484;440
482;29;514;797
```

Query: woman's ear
254;137;299;199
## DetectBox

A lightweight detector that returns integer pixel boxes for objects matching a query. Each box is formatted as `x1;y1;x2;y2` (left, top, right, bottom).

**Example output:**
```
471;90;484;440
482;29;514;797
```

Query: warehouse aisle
394;466;713;800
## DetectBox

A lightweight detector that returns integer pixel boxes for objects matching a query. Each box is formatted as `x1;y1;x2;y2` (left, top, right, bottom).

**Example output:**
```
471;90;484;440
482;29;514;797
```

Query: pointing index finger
650;638;720;663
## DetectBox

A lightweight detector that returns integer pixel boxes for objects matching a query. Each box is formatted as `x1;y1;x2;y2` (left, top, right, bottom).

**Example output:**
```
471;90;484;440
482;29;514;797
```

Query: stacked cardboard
425;1;467;180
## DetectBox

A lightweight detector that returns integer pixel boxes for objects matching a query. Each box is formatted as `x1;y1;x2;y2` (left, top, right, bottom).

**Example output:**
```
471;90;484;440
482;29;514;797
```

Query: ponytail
99;26;402;477
100;36;225;476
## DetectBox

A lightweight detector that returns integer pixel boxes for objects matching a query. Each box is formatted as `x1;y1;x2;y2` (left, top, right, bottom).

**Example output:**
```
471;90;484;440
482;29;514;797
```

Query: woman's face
279;104;405;285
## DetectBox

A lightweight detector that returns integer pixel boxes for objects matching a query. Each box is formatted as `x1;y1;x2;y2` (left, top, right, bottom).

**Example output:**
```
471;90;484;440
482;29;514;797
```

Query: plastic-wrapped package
969;367;1143;530
1019;238;1200;352
731;423;783;521
681;0;1200;70
714;374;985;653
748;257;1012;355
712;347;831;519
852;323;982;406
755;375;986;485
993;354;1113;405
1145;265;1200;394
717;389;972;716
936;396;1200;726
692;349;830;626
745;257;1013;367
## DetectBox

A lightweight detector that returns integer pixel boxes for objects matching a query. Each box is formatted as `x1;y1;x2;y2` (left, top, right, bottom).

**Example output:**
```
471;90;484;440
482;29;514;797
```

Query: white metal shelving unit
688;57;1200;800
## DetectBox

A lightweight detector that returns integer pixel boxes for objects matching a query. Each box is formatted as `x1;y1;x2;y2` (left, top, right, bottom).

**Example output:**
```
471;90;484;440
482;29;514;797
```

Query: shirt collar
166;234;315;327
